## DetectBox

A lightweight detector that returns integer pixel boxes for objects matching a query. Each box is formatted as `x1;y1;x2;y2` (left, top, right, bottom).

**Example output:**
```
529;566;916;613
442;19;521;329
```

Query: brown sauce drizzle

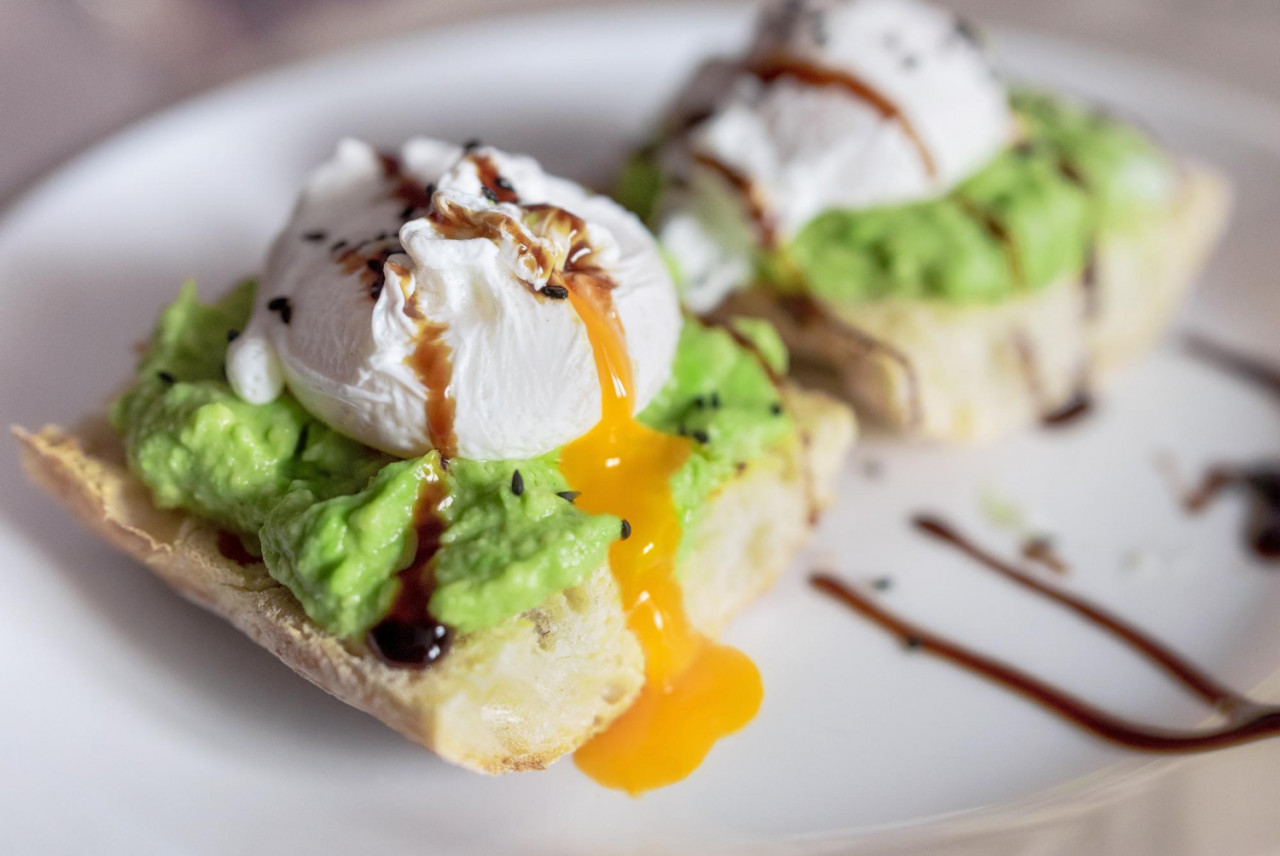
691;153;778;248
1042;390;1094;428
810;514;1280;752
367;176;620;667
378;151;434;211
748;56;938;179
368;478;452;667
1010;329;1046;411
1021;535;1069;574
403;183;615;459
1080;246;1100;320
1184;466;1280;561
382;150;532;460
1056;156;1088;189
692;312;818;518
956;197;1022;286
774;293;924;428
375;156;462;457
471;152;519;204
318;150;428;302
1010;330;1094;429
424;198;584;291
696;314;784;387
406;320;457;461
357;244;407;301
689;55;941;247
376;151;401;178
373;152;622;464
1181;335;1280;560
1186;334;1280;398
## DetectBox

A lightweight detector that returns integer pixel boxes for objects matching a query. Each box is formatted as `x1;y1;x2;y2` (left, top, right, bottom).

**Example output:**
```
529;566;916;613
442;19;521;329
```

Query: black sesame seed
302;230;327;242
692;395;705;408
511;469;525;497
620;519;632;540
463;138;482;151
872;577;893;592
330;239;348;252
425;182;437;196
494;176;514;192
542;284;569;300
369;281;384;301
556;490;580;503
267;296;293;325
692;429;710;444
770;402;783;415
226;329;240;342
481;186;499;204
400;205;417;220
904;636;923;651
157;370;175;384
376;232;389;241
710;392;721;409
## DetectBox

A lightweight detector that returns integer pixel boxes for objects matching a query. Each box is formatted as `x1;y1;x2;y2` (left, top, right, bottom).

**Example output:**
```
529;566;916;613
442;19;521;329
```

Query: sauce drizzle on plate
811;515;1280;753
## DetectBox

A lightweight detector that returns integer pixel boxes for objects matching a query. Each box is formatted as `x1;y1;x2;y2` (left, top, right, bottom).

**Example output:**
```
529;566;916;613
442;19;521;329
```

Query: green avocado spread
111;281;791;638
625;90;1177;304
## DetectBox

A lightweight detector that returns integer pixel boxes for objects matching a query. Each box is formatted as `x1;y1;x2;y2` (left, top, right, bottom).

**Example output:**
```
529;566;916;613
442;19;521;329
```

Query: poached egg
228;139;681;460
658;0;1014;311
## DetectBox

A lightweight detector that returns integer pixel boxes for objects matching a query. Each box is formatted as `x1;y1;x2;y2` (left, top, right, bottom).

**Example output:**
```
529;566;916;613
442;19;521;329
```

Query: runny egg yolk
560;285;764;795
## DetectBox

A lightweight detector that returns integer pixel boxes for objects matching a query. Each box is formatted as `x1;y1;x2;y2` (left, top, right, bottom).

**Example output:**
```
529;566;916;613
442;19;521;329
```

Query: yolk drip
560;286;764;795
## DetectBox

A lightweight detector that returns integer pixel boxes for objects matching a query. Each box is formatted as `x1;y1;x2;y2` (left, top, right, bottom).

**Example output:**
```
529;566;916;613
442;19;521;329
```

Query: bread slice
713;163;1231;441
14;382;854;775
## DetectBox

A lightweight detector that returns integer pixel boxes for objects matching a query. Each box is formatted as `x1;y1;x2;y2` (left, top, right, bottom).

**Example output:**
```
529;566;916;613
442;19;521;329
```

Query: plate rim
3;3;1280;850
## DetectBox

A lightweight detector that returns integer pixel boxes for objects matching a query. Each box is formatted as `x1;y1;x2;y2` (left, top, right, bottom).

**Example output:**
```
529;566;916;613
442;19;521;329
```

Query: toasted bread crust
14;383;854;775
717;163;1231;441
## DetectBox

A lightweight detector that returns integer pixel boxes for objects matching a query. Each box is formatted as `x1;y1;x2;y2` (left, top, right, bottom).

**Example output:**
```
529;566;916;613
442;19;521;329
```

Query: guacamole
625;90;1177;305
112;281;790;638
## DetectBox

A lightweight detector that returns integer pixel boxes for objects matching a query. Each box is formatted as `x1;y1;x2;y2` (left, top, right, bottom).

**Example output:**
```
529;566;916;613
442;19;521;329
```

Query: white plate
4;3;1280;853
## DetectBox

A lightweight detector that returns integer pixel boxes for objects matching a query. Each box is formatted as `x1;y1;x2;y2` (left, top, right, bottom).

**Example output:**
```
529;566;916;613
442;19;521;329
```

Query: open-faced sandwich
15;140;855;793
623;0;1231;440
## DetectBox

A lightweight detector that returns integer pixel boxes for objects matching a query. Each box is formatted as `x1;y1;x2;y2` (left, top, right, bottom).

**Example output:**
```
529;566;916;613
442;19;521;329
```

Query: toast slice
14;383;854;775
713;163;1230;441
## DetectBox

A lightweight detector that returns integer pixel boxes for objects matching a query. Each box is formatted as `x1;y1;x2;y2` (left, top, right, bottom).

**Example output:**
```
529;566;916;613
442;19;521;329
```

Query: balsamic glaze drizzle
811;515;1280;752
1183;335;1280;560
1041;391;1094;428
1184;466;1280;561
1186;334;1280;398
368;479;453;667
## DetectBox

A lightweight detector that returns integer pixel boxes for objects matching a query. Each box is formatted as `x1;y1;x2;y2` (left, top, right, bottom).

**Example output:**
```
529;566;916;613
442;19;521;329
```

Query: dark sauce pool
367;478;453;668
